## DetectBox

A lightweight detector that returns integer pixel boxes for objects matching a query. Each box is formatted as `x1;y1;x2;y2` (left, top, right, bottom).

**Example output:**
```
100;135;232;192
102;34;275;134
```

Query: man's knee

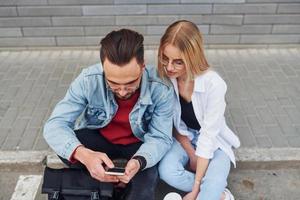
137;166;158;184
125;167;158;200
132;166;158;191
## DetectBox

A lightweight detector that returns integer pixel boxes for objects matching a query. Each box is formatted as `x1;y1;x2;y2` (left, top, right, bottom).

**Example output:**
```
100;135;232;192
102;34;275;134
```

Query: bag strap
98;181;113;198
49;191;60;200
90;191;100;200
42;167;63;199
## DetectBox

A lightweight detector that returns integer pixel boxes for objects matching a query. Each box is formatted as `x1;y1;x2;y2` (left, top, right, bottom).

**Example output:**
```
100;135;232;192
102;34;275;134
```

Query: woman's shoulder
195;69;226;90
202;70;224;81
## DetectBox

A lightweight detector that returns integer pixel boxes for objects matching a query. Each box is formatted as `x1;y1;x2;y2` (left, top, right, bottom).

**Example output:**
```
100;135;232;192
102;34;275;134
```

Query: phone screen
105;167;125;176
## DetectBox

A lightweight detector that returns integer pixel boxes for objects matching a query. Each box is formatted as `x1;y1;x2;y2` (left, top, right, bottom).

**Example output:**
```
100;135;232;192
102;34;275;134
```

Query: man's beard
114;91;135;100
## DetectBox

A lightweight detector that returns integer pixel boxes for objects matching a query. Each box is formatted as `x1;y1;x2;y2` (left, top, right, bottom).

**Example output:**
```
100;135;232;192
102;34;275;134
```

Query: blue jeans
158;138;231;200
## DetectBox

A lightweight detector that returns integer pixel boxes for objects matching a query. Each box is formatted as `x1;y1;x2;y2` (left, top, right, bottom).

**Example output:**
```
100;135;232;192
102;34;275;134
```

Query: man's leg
115;142;158;200
125;166;159;200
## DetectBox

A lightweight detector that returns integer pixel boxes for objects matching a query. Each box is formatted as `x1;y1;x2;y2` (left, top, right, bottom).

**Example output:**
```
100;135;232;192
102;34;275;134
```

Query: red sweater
100;91;141;145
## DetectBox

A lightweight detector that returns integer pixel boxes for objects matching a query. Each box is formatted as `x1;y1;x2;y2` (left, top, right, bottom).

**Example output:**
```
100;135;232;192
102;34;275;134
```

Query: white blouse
171;70;240;166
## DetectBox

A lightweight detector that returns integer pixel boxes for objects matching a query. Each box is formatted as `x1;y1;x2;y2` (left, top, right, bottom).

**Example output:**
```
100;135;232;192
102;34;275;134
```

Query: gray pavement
0;48;300;152
1;48;300;200
0;170;42;200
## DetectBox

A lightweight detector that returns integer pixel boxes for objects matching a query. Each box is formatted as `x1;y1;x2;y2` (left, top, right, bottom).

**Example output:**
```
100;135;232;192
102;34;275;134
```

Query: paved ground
0;171;42;200
0;48;300;200
0;48;300;151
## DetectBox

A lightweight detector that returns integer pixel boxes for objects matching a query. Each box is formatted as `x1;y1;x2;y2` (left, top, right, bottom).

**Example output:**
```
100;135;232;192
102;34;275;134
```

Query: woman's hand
183;180;201;200
183;190;199;200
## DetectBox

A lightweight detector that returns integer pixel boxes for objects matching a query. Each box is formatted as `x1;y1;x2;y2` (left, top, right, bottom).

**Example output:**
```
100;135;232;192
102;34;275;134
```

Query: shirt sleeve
43;70;88;160
195;80;227;159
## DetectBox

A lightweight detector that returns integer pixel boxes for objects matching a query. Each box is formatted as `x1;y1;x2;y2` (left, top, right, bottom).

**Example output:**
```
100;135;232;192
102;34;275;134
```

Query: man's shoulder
144;65;174;103
145;65;157;76
81;63;103;77
145;65;170;87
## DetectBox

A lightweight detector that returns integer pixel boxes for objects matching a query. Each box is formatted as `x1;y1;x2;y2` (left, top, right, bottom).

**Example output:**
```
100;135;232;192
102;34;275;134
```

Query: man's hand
74;146;119;183
117;159;140;184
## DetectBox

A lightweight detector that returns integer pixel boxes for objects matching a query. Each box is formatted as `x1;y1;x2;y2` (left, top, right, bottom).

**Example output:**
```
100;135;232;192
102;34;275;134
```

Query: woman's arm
175;128;210;200
174;129;197;171
174;129;194;156
183;156;209;200
193;157;209;192
184;78;228;200
173;126;210;177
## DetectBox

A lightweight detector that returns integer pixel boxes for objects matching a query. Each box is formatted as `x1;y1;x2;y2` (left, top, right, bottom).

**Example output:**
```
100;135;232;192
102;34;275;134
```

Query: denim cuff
132;156;147;171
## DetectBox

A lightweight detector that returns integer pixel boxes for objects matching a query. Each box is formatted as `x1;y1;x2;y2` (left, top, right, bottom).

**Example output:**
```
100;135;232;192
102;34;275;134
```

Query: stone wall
0;0;300;48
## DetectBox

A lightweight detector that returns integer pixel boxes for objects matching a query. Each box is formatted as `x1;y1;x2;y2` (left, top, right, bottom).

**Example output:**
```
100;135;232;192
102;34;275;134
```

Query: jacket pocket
85;105;107;126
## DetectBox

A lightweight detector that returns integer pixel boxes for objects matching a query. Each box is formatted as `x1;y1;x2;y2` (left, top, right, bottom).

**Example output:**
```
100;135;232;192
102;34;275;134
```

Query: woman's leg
196;149;231;200
158;139;195;192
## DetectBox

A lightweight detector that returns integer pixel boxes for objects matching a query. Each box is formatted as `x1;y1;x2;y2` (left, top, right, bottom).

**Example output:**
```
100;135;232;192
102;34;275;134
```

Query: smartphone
105;167;125;176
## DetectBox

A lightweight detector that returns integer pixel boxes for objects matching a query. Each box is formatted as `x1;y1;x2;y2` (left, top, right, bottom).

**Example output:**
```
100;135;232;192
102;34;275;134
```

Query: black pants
59;128;158;200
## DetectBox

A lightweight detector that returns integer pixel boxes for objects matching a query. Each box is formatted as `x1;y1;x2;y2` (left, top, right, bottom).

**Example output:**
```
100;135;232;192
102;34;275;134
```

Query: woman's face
160;44;186;79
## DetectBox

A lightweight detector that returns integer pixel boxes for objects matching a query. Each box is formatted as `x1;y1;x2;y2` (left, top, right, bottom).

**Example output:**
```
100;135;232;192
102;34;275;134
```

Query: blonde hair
158;20;209;81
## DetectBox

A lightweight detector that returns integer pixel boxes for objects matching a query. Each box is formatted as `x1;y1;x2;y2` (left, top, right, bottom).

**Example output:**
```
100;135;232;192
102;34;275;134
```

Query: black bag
42;167;114;200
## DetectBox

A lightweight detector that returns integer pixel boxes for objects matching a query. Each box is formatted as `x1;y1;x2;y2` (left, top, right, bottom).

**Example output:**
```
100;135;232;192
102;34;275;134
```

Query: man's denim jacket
43;64;174;169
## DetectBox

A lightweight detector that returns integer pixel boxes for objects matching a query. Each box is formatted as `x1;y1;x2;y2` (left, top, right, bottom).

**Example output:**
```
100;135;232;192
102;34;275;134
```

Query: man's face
103;57;144;100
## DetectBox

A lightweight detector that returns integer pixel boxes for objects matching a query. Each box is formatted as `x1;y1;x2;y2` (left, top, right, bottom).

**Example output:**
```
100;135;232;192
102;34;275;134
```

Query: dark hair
100;29;144;66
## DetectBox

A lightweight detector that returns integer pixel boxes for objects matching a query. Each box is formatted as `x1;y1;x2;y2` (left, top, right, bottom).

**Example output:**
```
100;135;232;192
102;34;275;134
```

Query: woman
158;20;240;200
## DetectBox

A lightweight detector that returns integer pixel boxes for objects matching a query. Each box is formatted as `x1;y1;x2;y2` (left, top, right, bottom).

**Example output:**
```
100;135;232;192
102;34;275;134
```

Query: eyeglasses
106;81;140;92
105;75;141;93
159;55;185;70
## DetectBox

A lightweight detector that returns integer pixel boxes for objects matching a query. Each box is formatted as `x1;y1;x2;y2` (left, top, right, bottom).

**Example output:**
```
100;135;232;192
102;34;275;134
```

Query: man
43;29;173;200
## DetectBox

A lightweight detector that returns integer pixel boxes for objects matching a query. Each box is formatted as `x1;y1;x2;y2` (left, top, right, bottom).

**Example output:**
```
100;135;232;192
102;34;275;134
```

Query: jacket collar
170;72;207;96
139;68;153;105
193;75;206;93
